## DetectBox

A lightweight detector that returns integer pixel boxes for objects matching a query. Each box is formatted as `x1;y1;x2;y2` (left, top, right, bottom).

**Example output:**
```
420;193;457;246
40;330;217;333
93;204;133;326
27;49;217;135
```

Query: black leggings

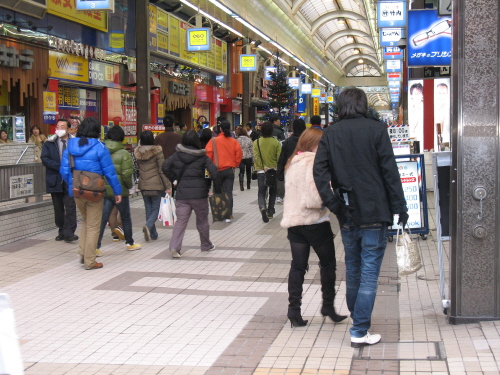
239;158;252;181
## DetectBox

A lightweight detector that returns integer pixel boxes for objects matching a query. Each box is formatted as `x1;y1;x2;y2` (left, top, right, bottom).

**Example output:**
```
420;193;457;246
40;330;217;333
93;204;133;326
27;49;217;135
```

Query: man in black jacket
41;119;78;242
276;118;306;182
269;114;285;142
313;87;408;348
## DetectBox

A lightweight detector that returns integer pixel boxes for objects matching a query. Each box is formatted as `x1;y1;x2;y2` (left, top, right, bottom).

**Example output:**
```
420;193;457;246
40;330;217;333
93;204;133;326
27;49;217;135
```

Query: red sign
401;177;417;183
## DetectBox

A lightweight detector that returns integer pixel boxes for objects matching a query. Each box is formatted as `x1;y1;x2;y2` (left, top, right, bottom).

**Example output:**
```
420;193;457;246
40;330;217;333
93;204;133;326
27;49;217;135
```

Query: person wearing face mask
41;119;78;242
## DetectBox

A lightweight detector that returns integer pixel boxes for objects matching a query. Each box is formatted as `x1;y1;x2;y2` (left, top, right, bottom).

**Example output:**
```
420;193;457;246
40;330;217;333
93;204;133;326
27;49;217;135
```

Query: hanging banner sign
47;1;108;32
408;10;452;66
43;91;57;112
313;98;320;115
311;88;321;97
76;0;114;12
297;94;307;113
377;1;407;28
186;28;211;51
288;77;300;89
380;28;405;47
326;96;334;103
386;59;402;72
389;80;401;88
319;92;327;102
239;54;257;72
387;72;402;81
301;83;312;94
383;47;404;60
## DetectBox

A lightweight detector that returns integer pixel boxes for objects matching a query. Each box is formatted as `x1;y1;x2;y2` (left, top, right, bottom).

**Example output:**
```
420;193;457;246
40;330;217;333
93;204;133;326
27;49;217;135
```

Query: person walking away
236;126;254;190
200;128;213;149
154;114;182;161
276;118;306;201
269;114;285;142
60;117;122;270
135;130;172;242
281;128;347;327
29;125;47;162
313;87;408;347
310;115;324;131
205;120;243;223
41;119;78;242
95;125;140;253
163;130;219;258
253;121;281;222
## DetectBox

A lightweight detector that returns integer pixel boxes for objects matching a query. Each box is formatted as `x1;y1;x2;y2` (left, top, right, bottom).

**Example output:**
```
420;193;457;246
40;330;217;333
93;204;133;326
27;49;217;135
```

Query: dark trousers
170;198;212;252
257;173;276;215
51;187;77;239
239;158;252;184
97;196;134;249
218;168;235;216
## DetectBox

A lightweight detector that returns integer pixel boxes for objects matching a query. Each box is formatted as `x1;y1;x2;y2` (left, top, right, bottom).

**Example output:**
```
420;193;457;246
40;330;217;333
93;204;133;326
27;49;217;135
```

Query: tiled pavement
1;184;500;375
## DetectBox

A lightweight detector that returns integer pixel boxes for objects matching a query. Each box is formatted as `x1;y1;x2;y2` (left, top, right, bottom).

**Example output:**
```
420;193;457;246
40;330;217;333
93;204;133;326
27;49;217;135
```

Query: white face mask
55;129;67;138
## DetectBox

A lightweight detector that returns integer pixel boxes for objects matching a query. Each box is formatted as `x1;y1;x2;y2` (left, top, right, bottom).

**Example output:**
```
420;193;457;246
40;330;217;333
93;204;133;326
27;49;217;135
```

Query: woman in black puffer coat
163;130;219;258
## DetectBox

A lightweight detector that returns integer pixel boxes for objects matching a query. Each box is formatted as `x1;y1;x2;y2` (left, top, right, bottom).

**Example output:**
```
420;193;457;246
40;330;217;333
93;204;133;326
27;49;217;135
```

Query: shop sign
239;54;257;72
319;92;327;103
43;113;57;124
43;91;57;112
10;174;34;199
76;0;114;11
380;28;405;47
88;60;115;87
48;36;106;61
313;98;319;115
383;47;404;60
389;80;401;88
408;10;452;67
157;103;164;125
297;94;307;113
397;160;422;228
288;77;300;89
186;28;211;52
232;100;242;113
362;86;389;93
311;88;321;98
264;67;276;81
300;83;312;95
168;81;190;96
386;59;402;72
50;51;89;83
387;72;402;81
0;44;34;70
326;96;334;103
377;1;406;28
47;0;108;32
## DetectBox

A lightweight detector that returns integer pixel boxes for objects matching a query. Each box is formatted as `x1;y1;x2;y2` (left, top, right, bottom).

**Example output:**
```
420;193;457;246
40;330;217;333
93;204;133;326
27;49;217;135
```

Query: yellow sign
327;96;334;103
158;32;168;53
47;0;108;32
49;51;89;83
157;8;169;32
241;55;255;68
313;98;320;115
169;15;180;57
157;103;164;119
312;88;321;97
180;24;189;61
189;29;208;46
199;50;208;67
149;4;157;33
215;40;222;71
43;91;57;112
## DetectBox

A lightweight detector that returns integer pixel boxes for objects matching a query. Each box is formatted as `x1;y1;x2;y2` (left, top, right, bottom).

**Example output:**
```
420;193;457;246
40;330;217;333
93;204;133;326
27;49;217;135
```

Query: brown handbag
70;154;106;202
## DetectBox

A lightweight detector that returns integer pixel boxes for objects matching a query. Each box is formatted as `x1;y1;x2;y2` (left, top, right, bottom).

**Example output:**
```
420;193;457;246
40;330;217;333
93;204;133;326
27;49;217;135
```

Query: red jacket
206;134;243;171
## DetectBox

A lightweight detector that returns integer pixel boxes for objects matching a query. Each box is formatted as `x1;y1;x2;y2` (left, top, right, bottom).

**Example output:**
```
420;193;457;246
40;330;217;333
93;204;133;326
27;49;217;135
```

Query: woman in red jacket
206;121;243;223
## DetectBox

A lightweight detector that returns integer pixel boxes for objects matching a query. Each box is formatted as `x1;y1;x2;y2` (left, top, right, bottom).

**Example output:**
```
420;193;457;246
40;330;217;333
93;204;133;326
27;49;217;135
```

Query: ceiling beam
333;43;377;61
291;0;308;15
324;29;372;50
310;11;369;36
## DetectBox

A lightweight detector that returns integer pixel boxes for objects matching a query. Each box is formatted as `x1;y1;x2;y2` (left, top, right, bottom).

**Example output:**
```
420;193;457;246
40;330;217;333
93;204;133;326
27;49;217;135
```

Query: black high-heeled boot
288;261;308;327
287;308;308;327
320;306;347;323
320;262;347;323
239;173;244;191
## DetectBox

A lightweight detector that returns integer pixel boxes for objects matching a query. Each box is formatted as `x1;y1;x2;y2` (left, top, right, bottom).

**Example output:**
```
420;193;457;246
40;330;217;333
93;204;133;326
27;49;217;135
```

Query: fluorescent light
271;41;294;58
233;17;270;41
258;46;273;55
313;79;325;87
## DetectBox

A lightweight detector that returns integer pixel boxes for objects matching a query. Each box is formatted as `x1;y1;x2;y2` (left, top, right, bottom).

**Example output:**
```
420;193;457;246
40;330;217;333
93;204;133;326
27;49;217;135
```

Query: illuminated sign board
76;0;114;11
239;54;257;72
264;66;276;80
389;80;401;88
288;77;300;89
326;96;334;103
387;72;402;81
380;28;405;47
383;47;404;60
301;83;312;94
386;59;402;72
377;1;406;28
186;28;211;52
311;88;321;97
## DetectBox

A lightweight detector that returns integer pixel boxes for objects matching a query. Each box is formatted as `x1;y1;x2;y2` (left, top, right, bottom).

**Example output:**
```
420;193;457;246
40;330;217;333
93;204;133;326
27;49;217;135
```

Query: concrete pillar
136;0;151;136
449;0;500;323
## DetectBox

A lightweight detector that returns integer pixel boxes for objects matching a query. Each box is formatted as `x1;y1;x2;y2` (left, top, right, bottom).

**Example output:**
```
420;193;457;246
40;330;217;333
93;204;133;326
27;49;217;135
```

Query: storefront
159;76;194;130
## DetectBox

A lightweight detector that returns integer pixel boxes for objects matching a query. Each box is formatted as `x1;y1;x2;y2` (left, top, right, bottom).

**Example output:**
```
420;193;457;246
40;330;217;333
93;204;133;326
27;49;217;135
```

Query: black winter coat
41;135;67;193
277;134;300;181
313;114;407;226
163;144;219;200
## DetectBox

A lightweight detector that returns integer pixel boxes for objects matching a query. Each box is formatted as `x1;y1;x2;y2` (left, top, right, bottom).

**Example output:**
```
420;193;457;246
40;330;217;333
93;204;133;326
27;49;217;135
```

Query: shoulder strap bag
257;139;277;187
70;153;106;202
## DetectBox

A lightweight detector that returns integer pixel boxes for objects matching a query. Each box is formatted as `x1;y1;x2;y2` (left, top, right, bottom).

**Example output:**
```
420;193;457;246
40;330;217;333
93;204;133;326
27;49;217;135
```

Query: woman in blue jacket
60;117;122;270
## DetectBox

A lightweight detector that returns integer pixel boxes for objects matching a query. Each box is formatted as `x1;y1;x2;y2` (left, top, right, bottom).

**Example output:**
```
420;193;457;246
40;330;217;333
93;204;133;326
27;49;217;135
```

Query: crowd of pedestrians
43;87;407;349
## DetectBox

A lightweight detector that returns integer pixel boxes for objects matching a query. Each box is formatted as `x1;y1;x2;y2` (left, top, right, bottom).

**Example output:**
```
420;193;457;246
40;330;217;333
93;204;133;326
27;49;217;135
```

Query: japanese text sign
380;28;405;47
383;47;404;60
377;1;407;28
186;28;211;51
386;59;402;72
239;54;257;72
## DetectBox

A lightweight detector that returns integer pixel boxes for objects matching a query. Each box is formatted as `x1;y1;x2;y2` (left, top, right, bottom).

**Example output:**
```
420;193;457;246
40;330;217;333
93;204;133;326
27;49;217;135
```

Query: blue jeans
257;173;276;215
142;192;162;240
97;196;134;249
341;222;388;338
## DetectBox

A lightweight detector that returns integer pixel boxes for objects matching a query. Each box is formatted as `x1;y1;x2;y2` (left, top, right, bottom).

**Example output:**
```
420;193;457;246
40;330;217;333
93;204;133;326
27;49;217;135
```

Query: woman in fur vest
280;128;347;327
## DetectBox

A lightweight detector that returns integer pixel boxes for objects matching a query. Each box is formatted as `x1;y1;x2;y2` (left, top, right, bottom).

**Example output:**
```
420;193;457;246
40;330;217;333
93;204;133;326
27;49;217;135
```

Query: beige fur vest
280;152;329;229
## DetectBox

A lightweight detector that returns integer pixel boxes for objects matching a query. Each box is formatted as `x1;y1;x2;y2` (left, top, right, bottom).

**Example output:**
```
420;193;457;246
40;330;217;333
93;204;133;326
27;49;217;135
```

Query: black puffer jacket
162;144;219;200
313;114;407;226
277;134;300;181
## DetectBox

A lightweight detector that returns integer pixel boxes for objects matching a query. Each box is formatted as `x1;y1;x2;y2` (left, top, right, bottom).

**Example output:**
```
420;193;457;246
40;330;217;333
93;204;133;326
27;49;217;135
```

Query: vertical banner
408;79;424;144
313;98;320;115
297;94;307;113
434;78;450;150
149;4;157;52
169;15;180;57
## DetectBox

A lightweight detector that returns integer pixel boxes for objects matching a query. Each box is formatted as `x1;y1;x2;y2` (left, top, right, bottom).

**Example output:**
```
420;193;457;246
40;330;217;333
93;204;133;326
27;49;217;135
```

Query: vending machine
0;116;26;142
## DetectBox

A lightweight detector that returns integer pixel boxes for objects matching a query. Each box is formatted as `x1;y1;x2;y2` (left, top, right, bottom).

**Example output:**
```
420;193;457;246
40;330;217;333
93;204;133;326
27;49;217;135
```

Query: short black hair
182;130;201;149
163;114;175;128
310;115;321;125
410;82;423;94
106;125;125;142
261;121;274;137
77;117;101;145
178;123;186;129
56;119;71;128
269;114;280;123
140;130;155;146
337;87;368;120
292;119;306;135
217;116;226;124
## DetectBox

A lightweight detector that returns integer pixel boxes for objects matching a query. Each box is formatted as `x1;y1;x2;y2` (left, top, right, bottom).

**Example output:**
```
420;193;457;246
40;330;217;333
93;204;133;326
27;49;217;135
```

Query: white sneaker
351;332;381;348
276;197;283;203
225;219;231;223
171;248;181;258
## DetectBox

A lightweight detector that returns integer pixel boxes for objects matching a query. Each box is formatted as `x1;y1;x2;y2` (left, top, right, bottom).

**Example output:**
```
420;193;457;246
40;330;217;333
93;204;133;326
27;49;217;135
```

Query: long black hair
77;117;101;146
182;130;201;149
140;130;155;146
220;120;231;137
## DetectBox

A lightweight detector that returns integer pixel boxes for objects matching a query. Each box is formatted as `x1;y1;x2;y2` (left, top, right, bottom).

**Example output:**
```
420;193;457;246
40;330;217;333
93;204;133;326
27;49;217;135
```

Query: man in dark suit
41;119;78;242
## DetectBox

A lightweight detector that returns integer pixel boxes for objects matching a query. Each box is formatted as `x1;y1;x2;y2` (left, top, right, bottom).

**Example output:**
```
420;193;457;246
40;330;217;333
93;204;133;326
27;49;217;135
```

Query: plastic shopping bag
396;227;423;276
0;293;24;375
158;194;177;226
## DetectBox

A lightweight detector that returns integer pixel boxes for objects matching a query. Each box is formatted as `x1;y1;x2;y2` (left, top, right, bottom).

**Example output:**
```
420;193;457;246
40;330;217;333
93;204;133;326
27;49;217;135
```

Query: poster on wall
407;79;424;144
58;87;100;135
408;10;452;66
434;78;451;151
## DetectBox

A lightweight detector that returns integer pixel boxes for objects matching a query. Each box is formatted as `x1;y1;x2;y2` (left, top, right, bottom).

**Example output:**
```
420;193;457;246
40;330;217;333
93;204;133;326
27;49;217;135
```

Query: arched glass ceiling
289;0;381;76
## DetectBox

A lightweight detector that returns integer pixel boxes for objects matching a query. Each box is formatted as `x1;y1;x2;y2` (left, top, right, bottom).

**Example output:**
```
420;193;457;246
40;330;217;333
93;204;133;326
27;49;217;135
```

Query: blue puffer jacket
60;138;122;197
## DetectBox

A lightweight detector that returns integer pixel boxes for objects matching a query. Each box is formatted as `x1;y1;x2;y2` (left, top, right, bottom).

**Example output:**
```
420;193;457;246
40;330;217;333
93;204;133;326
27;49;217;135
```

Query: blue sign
297;94;307;113
186;28;212;52
389;80;401;87
377;1;407;28
43;112;56;124
76;0;114;11
239;55;257;72
408;10;452;66
392;103;399;108
383;47;404;60
380;28;405;47
386;59;402;72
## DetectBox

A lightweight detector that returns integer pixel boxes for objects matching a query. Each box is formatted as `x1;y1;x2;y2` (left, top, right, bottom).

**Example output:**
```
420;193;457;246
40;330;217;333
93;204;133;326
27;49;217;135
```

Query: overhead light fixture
233;16;270;41
207;0;235;16
337;18;345;25
353;48;360;54
358;58;364;64
346;36;354;43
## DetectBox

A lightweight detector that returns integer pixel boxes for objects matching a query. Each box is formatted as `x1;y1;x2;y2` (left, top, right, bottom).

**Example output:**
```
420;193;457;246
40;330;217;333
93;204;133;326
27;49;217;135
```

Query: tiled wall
0;143;36;165
0;201;55;246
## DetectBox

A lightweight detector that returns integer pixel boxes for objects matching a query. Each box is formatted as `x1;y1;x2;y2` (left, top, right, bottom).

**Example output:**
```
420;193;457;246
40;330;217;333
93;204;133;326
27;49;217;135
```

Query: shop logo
56;57;70;70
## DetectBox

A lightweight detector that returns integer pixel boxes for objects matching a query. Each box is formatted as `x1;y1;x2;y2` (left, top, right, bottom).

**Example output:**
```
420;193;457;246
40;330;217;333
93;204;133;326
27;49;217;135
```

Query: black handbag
251;166;258;180
257;139;277;187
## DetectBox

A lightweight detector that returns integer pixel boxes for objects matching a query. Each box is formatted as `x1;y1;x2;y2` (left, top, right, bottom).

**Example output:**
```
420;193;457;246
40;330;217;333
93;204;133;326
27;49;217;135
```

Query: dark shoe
261;209;269;223
85;262;103;270
267;210;274;220
143;226;150;242
240;182;244;191
321;306;348;323
80;256;84;264
287;309;308;328
65;235;79;243
55;234;65;241
247;181;251;189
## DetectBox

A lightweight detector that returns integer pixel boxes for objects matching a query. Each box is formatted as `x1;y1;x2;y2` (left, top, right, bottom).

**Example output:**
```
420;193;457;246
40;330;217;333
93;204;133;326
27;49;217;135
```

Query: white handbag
395;227;423;276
